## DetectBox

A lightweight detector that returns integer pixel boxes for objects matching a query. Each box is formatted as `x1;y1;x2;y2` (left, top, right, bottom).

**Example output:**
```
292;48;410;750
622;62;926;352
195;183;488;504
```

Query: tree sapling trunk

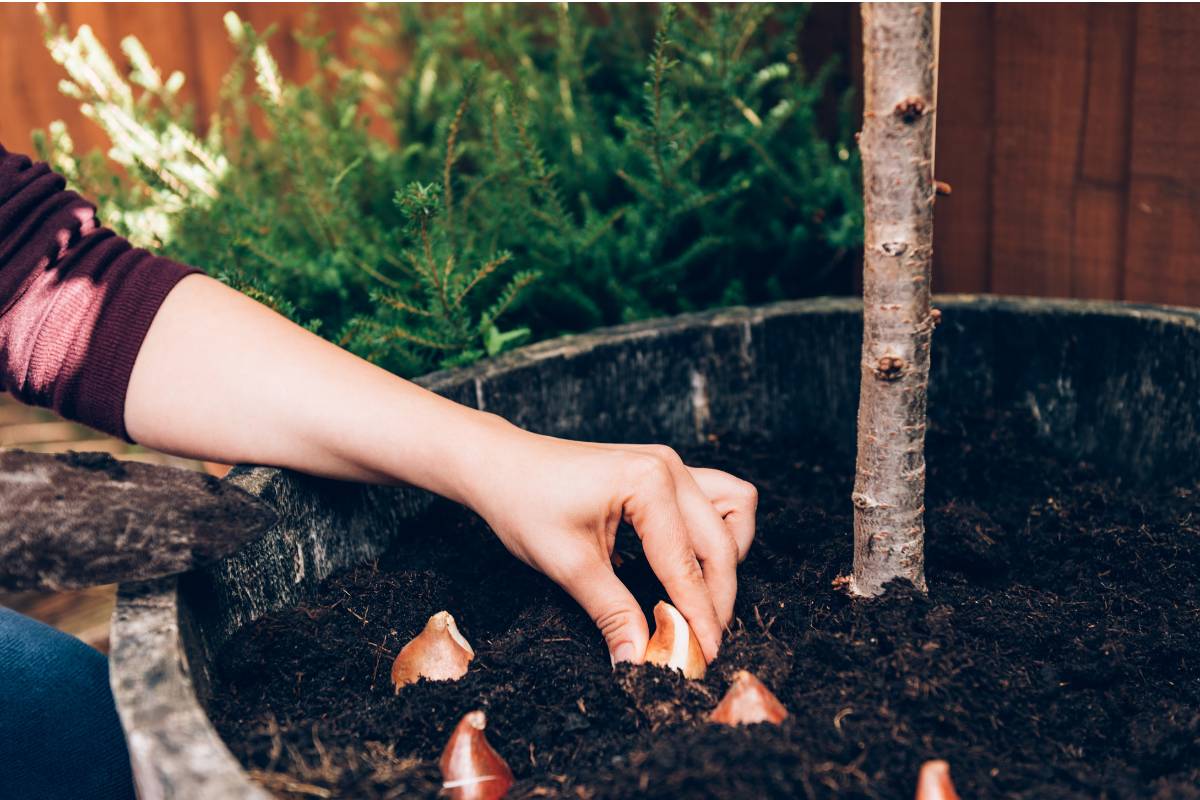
851;2;939;597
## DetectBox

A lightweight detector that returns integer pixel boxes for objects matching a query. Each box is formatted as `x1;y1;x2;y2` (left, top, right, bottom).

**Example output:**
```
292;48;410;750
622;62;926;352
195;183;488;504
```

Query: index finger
621;460;724;661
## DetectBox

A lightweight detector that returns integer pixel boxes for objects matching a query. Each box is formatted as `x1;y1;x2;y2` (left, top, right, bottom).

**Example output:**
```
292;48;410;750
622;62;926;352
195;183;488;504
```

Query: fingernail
611;643;637;666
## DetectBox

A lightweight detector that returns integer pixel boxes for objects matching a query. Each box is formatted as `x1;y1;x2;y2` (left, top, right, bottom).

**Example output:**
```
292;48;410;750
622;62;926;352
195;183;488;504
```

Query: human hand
460;419;757;665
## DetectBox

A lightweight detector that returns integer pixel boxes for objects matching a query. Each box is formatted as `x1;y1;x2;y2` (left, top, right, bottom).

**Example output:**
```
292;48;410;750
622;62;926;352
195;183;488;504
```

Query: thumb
558;560;649;665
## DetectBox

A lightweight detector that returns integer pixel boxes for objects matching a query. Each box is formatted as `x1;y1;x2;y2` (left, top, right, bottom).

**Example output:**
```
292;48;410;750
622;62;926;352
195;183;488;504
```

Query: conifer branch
37;3;860;376
443;67;479;233
456;252;514;305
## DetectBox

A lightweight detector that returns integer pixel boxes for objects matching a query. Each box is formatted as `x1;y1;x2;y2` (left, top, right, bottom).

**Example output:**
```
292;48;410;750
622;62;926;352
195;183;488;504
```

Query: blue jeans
0;607;134;800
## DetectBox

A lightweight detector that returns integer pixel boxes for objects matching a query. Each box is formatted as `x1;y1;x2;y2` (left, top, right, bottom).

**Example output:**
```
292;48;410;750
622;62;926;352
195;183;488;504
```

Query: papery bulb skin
709;670;788;726
643;601;707;679
439;710;514;800
915;760;960;800
391;610;474;692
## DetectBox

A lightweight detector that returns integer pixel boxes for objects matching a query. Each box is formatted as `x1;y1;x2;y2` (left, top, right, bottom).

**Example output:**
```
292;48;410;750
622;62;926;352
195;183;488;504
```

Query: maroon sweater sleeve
0;144;202;441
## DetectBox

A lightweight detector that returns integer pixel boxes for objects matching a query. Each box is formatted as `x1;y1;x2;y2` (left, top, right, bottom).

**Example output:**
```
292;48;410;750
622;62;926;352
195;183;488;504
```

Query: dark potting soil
209;411;1200;799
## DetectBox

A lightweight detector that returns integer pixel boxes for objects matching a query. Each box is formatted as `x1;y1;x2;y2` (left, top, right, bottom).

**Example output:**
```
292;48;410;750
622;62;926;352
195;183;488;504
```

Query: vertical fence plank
182;3;240;127
1122;5;1200;305
239;3;306;82
98;3;211;127
990;4;1089;297
932;4;994;294
0;3;101;155
1070;5;1136;301
0;3;370;157
58;3;124;154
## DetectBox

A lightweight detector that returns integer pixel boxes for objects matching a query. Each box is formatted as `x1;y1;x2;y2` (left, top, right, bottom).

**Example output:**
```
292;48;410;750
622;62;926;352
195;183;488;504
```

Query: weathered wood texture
1;3;1197;305
0;392;212;646
0;449;276;590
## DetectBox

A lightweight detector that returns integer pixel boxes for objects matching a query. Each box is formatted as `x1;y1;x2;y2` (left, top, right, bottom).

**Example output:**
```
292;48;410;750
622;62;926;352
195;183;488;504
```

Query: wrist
413;407;531;512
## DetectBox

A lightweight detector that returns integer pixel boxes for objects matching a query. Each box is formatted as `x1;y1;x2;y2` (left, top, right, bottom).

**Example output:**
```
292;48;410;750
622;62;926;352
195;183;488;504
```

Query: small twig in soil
312;725;335;777
248;769;333;798
845;751;870;785
338;589;371;626
266;714;283;772
366;635;394;691
285;743;316;777
813;751;870;789
753;604;778;641
752;603;794;657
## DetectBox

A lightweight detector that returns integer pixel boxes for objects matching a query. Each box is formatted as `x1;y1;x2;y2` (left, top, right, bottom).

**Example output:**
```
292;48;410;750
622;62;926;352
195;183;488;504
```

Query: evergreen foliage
35;3;861;377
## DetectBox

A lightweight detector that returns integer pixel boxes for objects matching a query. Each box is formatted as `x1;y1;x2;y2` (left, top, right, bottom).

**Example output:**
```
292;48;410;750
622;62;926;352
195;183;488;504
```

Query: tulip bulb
391;611;474;692
644;601;707;679
709;670;788;726
915;760;960;800
440;710;514;800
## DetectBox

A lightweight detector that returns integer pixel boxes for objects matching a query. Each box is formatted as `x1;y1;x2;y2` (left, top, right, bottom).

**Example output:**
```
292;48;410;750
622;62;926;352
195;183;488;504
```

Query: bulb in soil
644;601;707;679
708;670;788;726
915;760;960;800
440;710;514;800
391;610;474;692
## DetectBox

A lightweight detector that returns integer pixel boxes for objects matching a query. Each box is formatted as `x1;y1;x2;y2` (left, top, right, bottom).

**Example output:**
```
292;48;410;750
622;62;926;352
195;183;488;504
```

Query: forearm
125;274;513;507
0;144;510;507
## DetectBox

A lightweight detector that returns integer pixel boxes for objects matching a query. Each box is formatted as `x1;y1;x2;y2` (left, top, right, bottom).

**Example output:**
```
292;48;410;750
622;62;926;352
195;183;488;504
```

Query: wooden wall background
2;3;1197;307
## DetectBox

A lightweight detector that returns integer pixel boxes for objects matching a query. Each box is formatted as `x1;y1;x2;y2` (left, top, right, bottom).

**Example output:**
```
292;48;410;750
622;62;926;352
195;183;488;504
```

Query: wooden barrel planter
108;296;1200;799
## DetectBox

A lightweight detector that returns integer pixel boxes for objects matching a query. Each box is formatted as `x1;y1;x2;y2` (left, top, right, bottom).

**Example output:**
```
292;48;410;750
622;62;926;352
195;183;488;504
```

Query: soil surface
210;411;1200;799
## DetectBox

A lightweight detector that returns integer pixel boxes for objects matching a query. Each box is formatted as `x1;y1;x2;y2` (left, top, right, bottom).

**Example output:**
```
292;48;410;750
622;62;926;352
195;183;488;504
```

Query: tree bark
851;2;937;597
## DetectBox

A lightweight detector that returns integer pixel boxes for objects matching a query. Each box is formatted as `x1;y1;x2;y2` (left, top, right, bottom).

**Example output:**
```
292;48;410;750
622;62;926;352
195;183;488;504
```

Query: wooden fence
2;3;1198;306
936;3;1198;305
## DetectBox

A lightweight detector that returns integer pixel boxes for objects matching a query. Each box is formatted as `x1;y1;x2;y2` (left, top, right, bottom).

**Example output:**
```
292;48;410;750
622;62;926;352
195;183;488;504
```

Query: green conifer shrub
34;3;861;377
